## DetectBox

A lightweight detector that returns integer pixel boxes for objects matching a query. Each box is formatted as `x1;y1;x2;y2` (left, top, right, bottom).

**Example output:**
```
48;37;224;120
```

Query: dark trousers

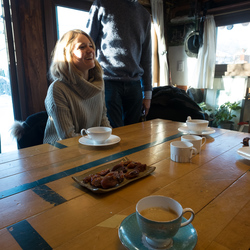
104;80;143;128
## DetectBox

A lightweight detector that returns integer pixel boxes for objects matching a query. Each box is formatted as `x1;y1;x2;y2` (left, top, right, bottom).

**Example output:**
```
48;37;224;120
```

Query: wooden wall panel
13;0;48;119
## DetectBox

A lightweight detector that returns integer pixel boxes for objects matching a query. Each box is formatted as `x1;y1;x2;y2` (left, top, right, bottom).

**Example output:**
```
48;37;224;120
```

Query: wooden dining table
0;119;250;250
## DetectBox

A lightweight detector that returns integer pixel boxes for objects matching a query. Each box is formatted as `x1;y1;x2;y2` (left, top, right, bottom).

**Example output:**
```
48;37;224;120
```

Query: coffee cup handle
201;137;206;147
81;129;87;136
180;208;195;227
190;147;198;159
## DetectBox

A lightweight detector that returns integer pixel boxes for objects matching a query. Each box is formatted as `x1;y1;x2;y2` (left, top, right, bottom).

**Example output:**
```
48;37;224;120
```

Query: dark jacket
147;86;205;122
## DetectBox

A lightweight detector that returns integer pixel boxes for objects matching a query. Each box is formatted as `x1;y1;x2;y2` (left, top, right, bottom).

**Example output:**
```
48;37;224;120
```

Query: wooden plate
72;157;156;193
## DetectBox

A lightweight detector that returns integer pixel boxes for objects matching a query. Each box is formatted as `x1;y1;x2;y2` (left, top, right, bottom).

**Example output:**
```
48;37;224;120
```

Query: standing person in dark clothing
86;0;152;128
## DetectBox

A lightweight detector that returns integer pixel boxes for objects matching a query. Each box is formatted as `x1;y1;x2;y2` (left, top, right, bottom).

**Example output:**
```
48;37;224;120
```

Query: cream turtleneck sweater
43;74;111;144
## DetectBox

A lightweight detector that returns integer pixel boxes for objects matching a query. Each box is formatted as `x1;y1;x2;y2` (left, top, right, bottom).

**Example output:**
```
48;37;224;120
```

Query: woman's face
72;34;95;74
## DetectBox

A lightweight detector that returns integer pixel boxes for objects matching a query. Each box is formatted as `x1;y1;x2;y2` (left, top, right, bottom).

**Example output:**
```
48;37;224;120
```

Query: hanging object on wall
185;30;200;57
184;0;211;58
184;0;200;58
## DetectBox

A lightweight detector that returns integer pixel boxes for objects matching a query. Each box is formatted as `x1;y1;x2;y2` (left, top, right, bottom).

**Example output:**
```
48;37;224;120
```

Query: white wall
168;45;197;87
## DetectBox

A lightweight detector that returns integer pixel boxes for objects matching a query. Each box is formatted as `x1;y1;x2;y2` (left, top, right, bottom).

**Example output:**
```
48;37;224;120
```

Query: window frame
43;0;93;67
213;8;250;77
2;0;22;119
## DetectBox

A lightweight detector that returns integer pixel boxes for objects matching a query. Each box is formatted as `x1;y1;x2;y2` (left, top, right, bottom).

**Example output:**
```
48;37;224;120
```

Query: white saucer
119;213;197;250
79;134;121;146
237;147;250;160
178;126;215;135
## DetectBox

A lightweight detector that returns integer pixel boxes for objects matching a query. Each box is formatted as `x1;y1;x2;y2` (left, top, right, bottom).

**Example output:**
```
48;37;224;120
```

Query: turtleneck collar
62;71;104;100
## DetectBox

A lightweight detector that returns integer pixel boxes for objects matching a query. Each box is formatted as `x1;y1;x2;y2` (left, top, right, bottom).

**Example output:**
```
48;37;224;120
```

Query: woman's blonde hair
49;29;103;84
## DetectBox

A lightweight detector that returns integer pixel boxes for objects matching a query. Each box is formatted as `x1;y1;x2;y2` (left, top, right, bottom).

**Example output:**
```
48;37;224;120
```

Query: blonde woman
43;29;110;144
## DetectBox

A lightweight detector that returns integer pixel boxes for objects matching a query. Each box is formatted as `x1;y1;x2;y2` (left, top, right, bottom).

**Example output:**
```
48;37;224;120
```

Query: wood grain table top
0;119;249;250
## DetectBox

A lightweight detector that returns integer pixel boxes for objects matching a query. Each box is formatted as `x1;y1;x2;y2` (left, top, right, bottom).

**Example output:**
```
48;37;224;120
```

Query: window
212;21;250;127
56;6;89;39
0;0;17;152
216;22;250;65
213;5;250;77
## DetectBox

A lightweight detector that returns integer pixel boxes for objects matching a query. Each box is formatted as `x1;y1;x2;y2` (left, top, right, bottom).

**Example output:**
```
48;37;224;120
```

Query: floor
0;94;17;153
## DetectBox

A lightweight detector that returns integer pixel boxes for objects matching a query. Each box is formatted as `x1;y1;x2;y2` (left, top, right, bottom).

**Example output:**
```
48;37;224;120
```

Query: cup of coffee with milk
136;195;195;249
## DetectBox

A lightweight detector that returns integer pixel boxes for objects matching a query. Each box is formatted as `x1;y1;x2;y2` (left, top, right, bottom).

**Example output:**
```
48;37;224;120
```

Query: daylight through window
216;22;250;65
56;6;89;39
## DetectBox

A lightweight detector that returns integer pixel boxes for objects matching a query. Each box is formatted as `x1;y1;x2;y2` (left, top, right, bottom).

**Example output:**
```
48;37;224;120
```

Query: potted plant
211;101;241;130
198;102;212;114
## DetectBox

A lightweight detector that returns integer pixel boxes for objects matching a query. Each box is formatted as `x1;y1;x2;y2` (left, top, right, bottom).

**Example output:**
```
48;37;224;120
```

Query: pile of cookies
83;160;147;189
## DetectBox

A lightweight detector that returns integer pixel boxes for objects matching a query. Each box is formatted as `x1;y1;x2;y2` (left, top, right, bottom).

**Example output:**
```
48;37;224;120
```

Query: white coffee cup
81;127;112;143
136;195;195;249
170;141;197;163
181;135;206;153
186;117;209;134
